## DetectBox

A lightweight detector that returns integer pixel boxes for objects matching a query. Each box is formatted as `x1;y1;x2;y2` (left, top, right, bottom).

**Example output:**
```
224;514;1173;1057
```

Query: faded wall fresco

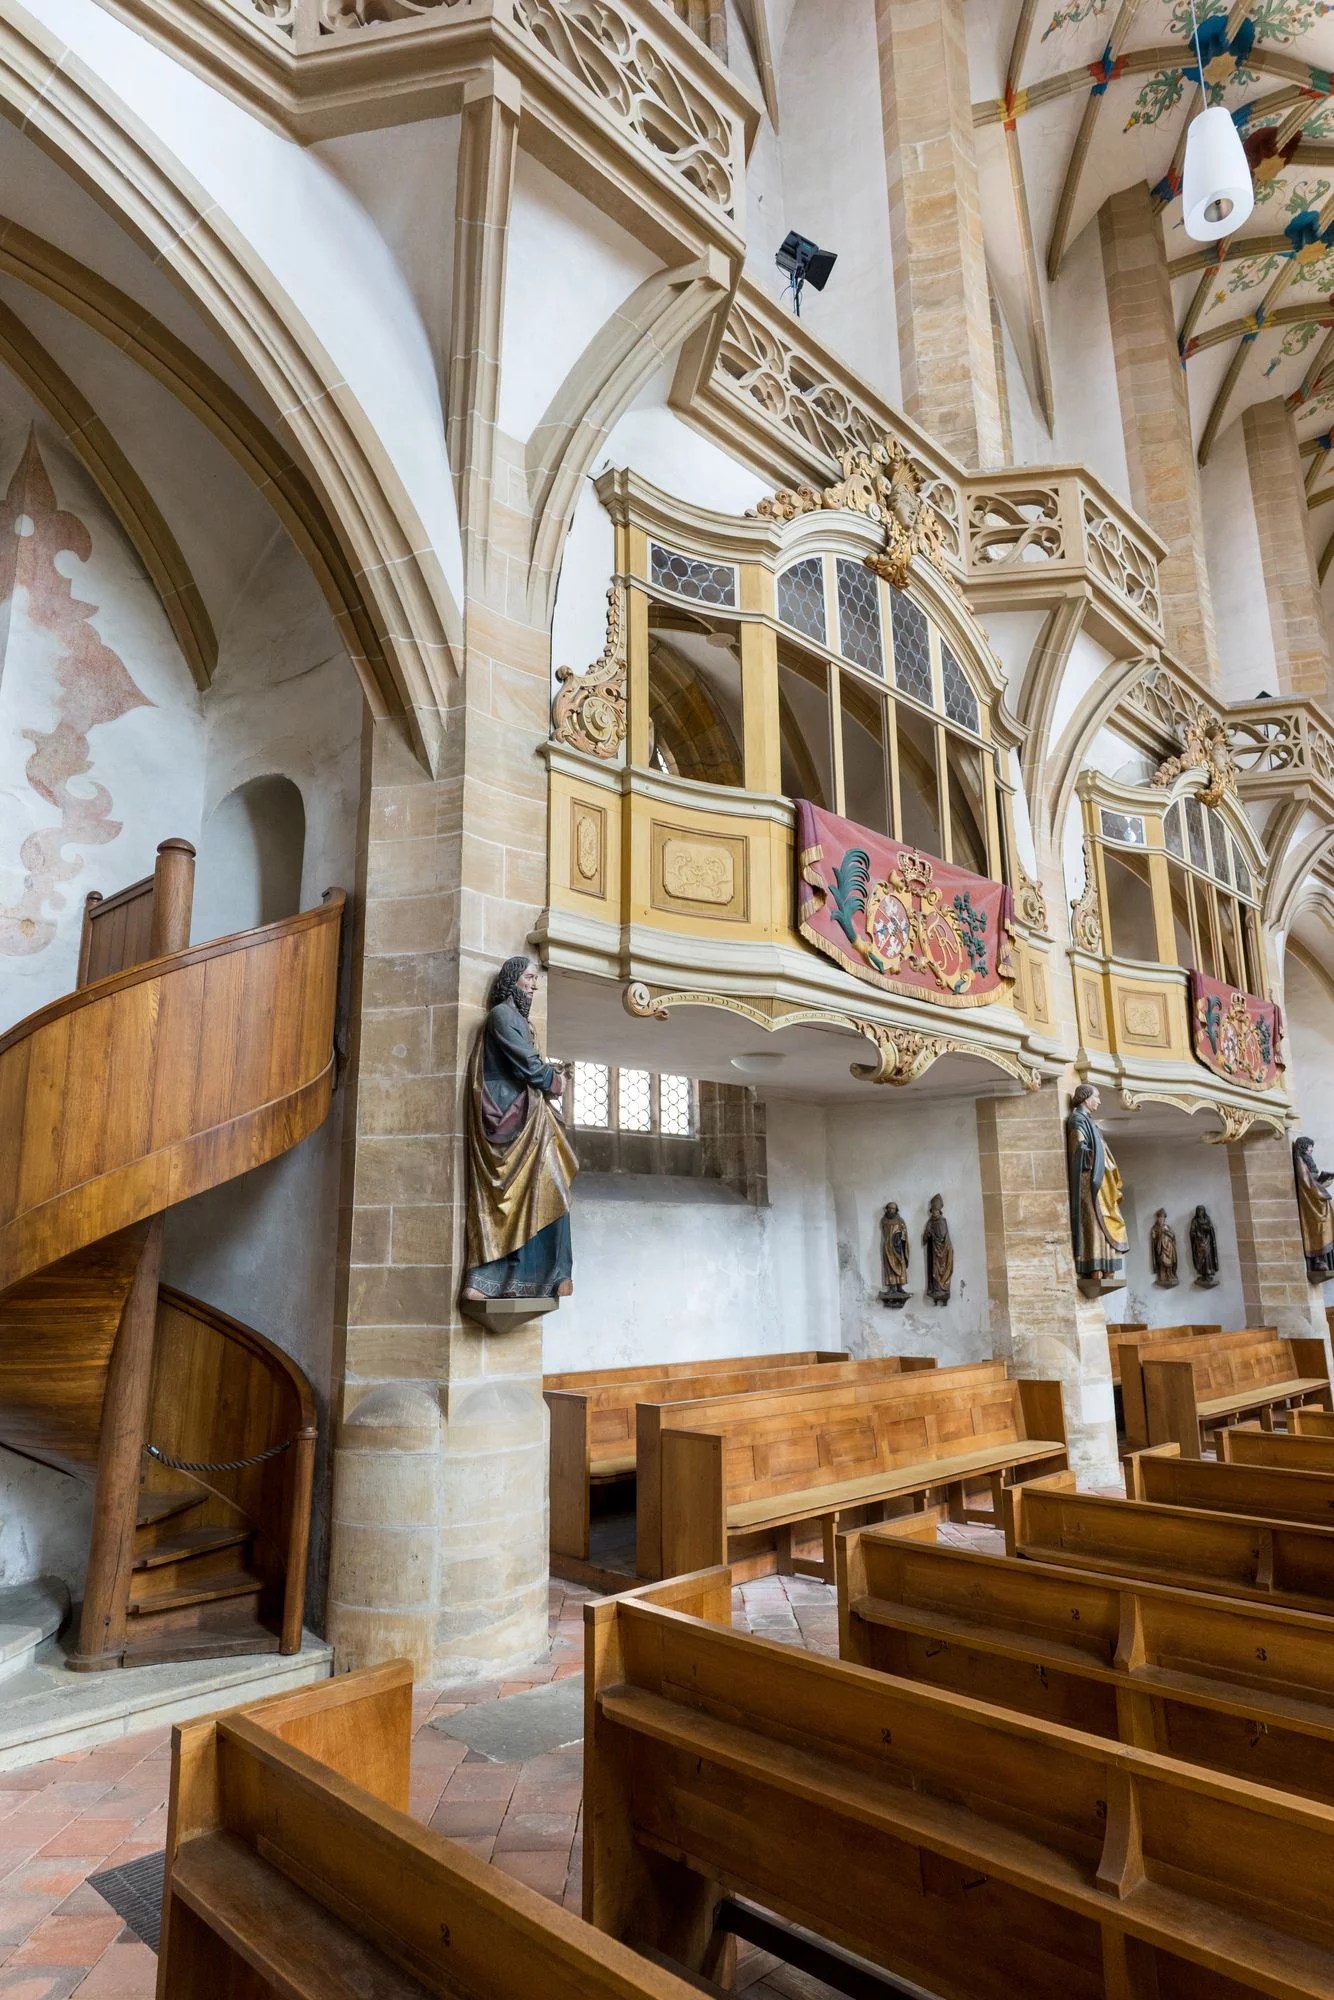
0;429;152;958
0;422;207;1025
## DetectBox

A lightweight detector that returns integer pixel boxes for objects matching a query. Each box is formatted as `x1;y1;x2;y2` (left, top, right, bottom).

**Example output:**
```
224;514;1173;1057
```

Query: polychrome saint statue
1294;1135;1334;1279
461;956;577;1303
1064;1083;1128;1293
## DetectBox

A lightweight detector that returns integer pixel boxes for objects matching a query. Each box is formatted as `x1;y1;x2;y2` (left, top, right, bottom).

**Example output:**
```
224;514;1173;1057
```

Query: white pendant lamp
1183;103;1254;240
1180;0;1254;243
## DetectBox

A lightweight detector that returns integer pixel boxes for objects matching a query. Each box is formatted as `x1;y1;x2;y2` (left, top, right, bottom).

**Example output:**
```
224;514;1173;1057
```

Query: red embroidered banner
794;800;1015;1009
1189;971;1283;1089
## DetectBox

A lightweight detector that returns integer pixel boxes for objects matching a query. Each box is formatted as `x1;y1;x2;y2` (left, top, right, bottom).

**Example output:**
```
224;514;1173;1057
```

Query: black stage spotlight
775;230;837;317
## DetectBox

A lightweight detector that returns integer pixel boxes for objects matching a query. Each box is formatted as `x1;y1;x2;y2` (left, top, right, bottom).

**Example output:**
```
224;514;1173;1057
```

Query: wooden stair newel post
148;838;196;959
70;840;193;1671
69;1216;165;1670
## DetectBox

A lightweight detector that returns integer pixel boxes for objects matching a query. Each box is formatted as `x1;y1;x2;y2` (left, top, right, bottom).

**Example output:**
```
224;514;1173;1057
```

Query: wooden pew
1128;1329;1329;1456
635;1357;1010;1579
1005;1470;1334;1614
157;1660;701;1999
1297;1408;1334;1439
1106;1323;1218;1398
585;1571;1334;1999
647;1364;1066;1583
1125;1442;1334;1531
544;1349;844;1391
837;1524;1334;1803
548;1353;935;1568
1221;1424;1334;1474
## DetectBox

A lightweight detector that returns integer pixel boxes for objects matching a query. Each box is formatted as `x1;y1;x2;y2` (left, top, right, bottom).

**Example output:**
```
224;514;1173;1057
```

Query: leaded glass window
1099;810;1146;847
572;1061;609;1128
659;1074;693;1136
618;1069;652;1132
777;557;826;644
889;588;932;705
941;645;979;732
649;542;737;607
835;558;883;675
1164;802;1184;859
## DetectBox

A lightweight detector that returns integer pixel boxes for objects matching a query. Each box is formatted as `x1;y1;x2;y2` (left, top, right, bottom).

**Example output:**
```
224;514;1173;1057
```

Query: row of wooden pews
546;1347;1070;1589
1108;1322;1331;1451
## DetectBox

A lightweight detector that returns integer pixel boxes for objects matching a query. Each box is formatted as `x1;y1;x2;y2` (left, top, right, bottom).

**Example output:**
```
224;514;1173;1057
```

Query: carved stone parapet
552;584;626;758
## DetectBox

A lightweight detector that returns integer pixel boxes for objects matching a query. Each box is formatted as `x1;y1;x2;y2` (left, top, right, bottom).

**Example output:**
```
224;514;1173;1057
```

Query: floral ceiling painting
0;429;152;959
974;0;1334;574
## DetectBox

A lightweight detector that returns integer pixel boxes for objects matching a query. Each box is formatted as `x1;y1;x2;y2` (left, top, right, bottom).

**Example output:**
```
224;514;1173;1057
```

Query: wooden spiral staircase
0;840;345;1670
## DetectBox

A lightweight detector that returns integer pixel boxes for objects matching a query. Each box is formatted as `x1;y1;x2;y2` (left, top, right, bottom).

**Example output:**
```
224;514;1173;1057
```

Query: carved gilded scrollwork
1014;869;1049;934
1069;835;1104;953
753;438;964;598
551;585;626;758
850;1024;955;1087
1152;707;1238;808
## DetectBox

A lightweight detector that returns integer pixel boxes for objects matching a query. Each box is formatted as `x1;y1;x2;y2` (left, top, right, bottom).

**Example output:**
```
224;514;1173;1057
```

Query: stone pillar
976;1085;1120;1484
1242;397;1333;704
875;0;1004;469
1099;184;1218;683
1228;1135;1327;1340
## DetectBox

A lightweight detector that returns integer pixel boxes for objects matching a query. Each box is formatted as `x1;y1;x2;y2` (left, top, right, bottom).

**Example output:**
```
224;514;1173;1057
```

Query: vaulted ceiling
969;0;1334;564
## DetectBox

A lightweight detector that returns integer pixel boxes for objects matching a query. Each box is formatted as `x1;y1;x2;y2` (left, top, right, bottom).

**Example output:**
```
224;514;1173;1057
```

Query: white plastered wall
1200;420;1277;705
1110;1132;1248;1333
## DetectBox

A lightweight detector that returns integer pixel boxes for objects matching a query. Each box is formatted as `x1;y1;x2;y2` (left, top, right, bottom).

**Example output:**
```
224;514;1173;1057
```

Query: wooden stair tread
121;1625;282;1666
133;1526;252;1570
171;1830;427;1998
135;1490;201;1529
129;1568;262;1615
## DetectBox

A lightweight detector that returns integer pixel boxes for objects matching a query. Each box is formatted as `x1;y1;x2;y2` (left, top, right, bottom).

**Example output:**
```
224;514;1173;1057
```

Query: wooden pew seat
1122;1329;1329;1456
654;1369;1065;1582
728;1434;1064;1533
586;1570;1334;1999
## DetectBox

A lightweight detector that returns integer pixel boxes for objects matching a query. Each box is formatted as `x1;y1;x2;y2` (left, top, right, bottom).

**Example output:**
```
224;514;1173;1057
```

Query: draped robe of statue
1189;1207;1219;1289
1150;1210;1179;1288
463;986;577;1300
879;1203;910;1305
1294;1138;1334;1279
922;1198;953;1306
1065;1101;1128;1290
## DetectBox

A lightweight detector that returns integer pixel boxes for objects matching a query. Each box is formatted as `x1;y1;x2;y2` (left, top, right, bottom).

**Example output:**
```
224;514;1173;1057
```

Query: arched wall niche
192;774;307;944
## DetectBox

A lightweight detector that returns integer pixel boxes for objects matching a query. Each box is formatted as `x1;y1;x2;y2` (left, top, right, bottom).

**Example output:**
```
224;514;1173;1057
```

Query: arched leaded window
1091;791;1266;995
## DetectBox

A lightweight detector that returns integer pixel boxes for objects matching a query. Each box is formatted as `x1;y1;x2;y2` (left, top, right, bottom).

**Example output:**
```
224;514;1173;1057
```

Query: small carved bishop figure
922;1195;954;1306
1189;1205;1220;1289
879;1201;910;1307
1294;1136;1334;1279
1149;1209;1179;1289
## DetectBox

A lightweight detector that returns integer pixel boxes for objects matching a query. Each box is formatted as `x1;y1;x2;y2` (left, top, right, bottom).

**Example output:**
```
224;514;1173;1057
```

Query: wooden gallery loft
0;0;1333;1995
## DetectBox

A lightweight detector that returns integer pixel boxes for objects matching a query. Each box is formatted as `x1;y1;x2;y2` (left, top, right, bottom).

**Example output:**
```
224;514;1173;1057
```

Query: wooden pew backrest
545;1350;845;1391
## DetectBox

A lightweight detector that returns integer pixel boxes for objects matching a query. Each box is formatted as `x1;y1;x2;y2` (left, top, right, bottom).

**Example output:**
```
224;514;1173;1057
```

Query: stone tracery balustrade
1228;698;1334;797
220;0;748;224
691;283;1166;647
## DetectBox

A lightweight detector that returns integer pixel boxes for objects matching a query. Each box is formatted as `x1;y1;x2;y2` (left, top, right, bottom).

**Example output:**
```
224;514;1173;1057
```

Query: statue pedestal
460;1296;561;1335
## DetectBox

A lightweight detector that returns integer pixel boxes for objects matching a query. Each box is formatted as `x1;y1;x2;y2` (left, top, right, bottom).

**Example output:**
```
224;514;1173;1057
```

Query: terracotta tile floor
0;1571;876;1997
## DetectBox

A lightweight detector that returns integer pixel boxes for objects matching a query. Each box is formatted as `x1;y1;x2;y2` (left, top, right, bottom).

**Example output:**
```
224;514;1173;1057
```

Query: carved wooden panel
568;799;606;899
1117;989;1170;1048
1078;975;1105;1041
650;822;749;920
1029;957;1050;1025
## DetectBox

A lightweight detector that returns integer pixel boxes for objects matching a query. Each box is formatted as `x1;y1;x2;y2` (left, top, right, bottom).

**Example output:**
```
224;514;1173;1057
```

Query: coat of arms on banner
795;802;1015;1008
1191;976;1282;1090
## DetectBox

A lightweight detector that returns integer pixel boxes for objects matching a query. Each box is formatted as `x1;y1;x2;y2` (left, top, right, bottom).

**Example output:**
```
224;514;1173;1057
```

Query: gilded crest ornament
824;846;1010;999
1014;868;1049;933
1152;702;1237;807
1194;986;1276;1088
753;437;962;596
551;585;626;759
1069;835;1104;953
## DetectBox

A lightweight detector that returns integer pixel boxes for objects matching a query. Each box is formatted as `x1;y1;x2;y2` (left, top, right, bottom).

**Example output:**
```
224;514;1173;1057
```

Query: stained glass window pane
889;588;932;706
1233;841;1253;901
1099;810;1146;847
940;645;979;732
777;557;826;644
649;542;737;607
572;1061;609;1128
618;1068;652;1132
1164;803;1184;859
835;558;884;675
1208;811;1231;885
1185;796;1208;871
659;1074;693;1136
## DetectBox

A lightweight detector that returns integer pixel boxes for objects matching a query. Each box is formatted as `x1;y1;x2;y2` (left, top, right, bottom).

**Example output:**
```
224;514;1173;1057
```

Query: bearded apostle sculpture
1189;1205;1220;1289
879;1201;910;1306
1149;1209;1179;1288
461;956;578;1304
1065;1083;1128;1293
1294;1136;1334;1279
922;1195;954;1306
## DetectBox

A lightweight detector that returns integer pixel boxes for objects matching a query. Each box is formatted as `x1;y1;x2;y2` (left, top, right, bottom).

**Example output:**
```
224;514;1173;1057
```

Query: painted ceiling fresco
972;0;1334;574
